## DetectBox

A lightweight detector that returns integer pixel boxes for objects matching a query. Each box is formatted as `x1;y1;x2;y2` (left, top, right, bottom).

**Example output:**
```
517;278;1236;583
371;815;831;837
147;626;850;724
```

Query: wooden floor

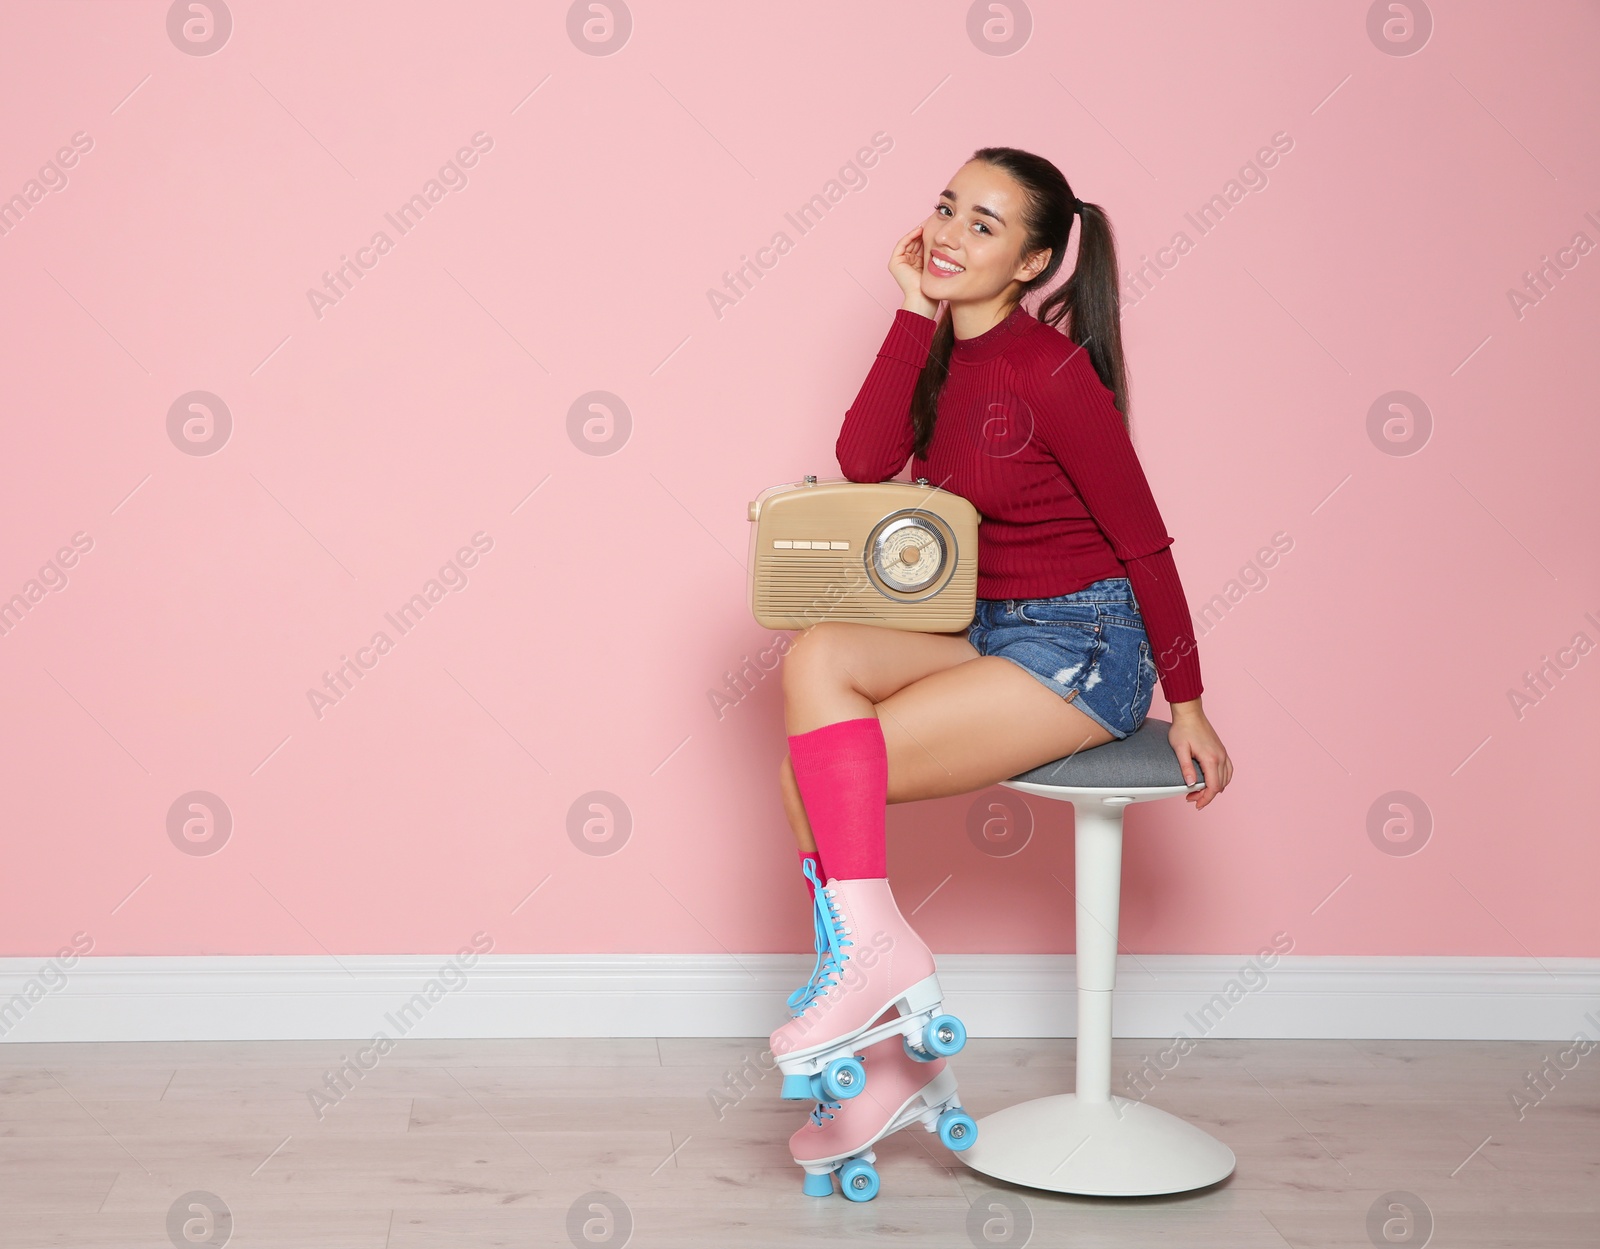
1;1036;1595;1247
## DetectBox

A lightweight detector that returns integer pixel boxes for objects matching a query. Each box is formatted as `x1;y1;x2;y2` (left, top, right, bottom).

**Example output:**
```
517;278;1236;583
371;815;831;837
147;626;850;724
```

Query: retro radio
747;476;981;631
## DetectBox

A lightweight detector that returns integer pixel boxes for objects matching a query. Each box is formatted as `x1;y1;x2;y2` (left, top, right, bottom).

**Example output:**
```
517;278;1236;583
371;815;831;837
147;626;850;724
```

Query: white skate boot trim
774;972;947;1075
913;1068;961;1129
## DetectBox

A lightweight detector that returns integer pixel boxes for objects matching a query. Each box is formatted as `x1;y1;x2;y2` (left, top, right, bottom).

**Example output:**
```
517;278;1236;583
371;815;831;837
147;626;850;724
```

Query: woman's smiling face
920;160;1050;301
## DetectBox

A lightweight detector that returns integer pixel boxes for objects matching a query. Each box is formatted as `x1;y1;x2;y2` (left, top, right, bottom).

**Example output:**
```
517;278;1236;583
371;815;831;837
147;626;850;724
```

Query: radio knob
866;511;948;594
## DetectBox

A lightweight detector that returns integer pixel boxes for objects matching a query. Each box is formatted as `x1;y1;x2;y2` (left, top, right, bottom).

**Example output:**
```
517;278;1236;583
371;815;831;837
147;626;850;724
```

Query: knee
781;621;849;697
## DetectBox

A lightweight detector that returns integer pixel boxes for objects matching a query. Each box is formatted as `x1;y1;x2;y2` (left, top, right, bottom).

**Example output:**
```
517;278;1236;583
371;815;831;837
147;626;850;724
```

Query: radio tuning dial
867;511;949;594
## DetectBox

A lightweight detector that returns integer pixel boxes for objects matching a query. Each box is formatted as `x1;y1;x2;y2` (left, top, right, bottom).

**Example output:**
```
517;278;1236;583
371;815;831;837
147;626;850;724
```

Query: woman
772;148;1233;1188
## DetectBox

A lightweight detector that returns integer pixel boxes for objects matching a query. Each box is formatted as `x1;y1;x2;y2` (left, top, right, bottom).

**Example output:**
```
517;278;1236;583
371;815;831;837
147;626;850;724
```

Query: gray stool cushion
1007;716;1205;790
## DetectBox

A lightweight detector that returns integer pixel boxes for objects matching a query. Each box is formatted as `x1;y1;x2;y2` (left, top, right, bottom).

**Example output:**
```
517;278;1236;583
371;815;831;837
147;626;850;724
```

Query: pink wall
2;1;1596;961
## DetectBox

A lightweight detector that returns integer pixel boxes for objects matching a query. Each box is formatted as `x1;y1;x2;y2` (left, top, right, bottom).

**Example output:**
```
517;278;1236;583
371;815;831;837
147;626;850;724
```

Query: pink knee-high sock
786;717;887;880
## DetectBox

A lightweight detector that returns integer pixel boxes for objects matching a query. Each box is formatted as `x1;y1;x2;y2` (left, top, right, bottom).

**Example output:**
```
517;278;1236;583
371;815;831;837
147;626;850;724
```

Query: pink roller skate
790;1030;977;1200
770;875;968;1104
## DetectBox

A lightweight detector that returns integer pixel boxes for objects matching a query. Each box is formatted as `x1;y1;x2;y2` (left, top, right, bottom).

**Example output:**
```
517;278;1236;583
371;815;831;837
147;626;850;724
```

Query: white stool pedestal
957;720;1236;1196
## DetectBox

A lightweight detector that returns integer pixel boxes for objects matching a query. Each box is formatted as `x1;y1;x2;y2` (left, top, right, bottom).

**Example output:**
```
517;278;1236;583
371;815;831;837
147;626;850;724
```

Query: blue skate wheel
820;1055;865;1101
924;1014;966;1058
838;1158;879;1202
781;1073;817;1101
902;1036;937;1063
801;1171;834;1197
938;1107;977;1151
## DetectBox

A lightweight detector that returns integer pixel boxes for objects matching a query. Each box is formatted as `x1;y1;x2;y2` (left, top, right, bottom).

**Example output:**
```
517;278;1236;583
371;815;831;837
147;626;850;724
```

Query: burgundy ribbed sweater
836;304;1203;705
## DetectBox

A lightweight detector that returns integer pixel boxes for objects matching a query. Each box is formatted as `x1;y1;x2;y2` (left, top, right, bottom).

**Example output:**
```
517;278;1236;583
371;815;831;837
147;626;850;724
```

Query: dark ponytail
909;146;1128;459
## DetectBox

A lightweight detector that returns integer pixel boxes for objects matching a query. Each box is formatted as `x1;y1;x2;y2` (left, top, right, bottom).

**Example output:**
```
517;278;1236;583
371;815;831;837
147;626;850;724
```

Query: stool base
957;1092;1236;1196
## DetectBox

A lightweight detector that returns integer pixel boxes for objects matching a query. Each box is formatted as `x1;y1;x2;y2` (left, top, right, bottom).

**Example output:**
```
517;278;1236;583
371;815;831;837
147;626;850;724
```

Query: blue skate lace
785;865;854;1017
785;905;829;1015
785;860;832;1015
810;1097;841;1126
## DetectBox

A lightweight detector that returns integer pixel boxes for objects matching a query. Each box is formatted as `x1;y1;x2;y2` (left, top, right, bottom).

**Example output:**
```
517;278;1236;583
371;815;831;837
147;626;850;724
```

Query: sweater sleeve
1012;345;1204;704
1122;547;1204;704
835;308;937;483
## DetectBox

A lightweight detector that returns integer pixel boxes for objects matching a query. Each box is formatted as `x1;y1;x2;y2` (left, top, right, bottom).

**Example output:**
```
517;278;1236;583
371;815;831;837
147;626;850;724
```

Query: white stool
957;717;1236;1196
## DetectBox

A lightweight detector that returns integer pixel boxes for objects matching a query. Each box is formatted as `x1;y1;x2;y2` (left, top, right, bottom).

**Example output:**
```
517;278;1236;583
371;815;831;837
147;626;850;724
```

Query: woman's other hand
1167;699;1232;810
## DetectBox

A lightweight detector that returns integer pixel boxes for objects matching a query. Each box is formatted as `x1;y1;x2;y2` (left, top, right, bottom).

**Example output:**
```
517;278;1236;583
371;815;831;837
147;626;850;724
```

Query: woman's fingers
1171;729;1229;809
893;224;924;263
1174;741;1195;785
1198;750;1229;807
889;225;928;297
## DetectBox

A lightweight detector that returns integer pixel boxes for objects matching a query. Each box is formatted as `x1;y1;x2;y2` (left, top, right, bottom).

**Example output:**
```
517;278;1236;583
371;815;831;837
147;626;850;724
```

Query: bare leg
782;621;981;736
777;622;1116;849
778;622;979;851
875;655;1114;802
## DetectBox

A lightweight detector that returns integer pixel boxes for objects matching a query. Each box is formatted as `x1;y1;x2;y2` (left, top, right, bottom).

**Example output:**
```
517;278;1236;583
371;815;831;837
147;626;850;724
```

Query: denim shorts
966;576;1158;740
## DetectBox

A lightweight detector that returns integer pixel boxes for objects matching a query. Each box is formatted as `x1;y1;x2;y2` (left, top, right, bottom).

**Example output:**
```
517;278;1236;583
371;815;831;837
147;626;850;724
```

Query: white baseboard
2;953;1597;1043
